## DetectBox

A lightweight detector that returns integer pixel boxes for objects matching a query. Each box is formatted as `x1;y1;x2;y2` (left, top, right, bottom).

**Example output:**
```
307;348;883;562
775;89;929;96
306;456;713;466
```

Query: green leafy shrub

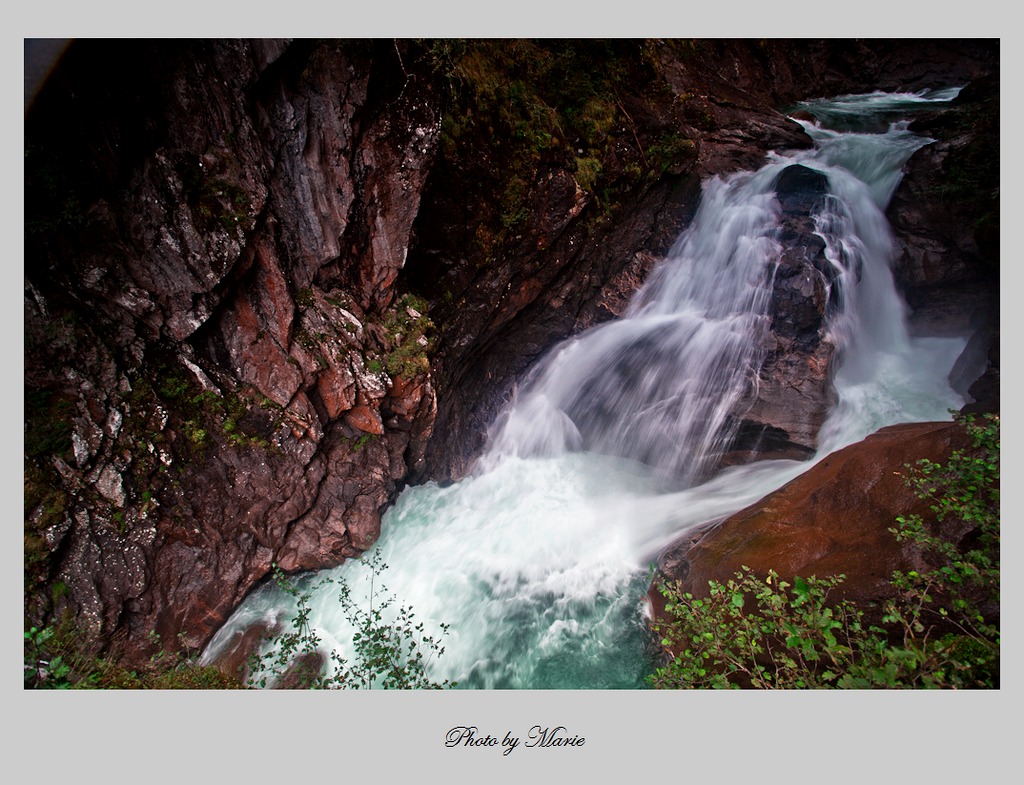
884;412;1000;687
649;568;871;688
24;626;73;689
649;413;999;689
247;551;454;690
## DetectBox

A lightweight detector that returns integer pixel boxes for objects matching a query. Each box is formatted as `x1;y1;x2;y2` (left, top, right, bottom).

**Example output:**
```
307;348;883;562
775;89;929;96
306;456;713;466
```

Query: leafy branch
247;551;454;690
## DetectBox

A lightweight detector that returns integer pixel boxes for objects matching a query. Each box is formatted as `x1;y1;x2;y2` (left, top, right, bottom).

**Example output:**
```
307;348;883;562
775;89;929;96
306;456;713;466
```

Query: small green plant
648;413;999;689
183;420;207;447
24;462;69;584
574;156;603;194
24;626;73;689
177;156;252;234
150;363;272;454
351;433;375;451
157;373;191;401
24;616;241;690
379;294;434;380
247;552;454;690
50;581;69;603
296;288;315;308
646;133;697;177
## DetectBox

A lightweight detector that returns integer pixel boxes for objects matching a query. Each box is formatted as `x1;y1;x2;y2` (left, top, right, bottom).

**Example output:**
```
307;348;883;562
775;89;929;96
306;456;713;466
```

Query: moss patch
381;294;434;380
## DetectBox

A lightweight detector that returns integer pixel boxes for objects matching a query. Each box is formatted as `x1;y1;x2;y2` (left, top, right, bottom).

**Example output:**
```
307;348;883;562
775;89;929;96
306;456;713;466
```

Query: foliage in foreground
25;552;453;690
24;620;240;690
648;413;999;689
246;550;454;690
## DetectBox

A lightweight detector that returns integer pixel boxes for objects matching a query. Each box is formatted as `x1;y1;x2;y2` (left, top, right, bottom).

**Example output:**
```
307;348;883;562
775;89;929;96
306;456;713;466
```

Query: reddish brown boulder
652;421;974;622
208;620;278;684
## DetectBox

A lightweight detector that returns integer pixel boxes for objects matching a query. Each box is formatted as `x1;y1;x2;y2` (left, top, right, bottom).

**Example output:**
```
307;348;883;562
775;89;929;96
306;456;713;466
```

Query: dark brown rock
207;620;278;684
887;72;999;413
723;165;836;463
24;40;440;663
651;421;975;624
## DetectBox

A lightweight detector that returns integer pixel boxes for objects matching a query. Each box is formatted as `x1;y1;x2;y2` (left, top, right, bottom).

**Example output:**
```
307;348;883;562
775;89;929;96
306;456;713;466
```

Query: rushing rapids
201;88;975;688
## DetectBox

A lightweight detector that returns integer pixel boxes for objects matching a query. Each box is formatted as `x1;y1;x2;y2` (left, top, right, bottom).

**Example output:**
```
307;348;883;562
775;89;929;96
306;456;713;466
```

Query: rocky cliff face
24;38;998;665
25;39;445;659
888;73;1000;413
411;39;998;482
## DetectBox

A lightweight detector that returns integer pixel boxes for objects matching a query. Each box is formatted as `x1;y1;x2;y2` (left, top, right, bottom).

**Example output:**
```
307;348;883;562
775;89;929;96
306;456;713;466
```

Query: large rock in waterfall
722;164;837;465
651;420;979;618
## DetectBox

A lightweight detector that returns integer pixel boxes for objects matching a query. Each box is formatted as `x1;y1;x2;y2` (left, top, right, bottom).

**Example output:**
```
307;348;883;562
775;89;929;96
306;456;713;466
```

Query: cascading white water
202;88;975;689
483;171;784;486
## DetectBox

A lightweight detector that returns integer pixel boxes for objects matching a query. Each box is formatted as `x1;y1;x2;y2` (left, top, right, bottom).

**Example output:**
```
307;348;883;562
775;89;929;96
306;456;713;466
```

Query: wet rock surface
887;73;1000;414
651;421;977;622
25;40;441;660
729;164;836;462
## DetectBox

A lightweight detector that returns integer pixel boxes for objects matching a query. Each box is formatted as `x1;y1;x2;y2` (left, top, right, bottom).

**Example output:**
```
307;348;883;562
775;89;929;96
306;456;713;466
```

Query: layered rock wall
887;74;1000;413
25;39;443;658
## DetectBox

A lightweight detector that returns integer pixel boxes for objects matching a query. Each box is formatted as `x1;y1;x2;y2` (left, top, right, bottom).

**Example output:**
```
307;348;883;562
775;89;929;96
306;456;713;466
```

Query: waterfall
201;88;973;689
483;168;784;487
